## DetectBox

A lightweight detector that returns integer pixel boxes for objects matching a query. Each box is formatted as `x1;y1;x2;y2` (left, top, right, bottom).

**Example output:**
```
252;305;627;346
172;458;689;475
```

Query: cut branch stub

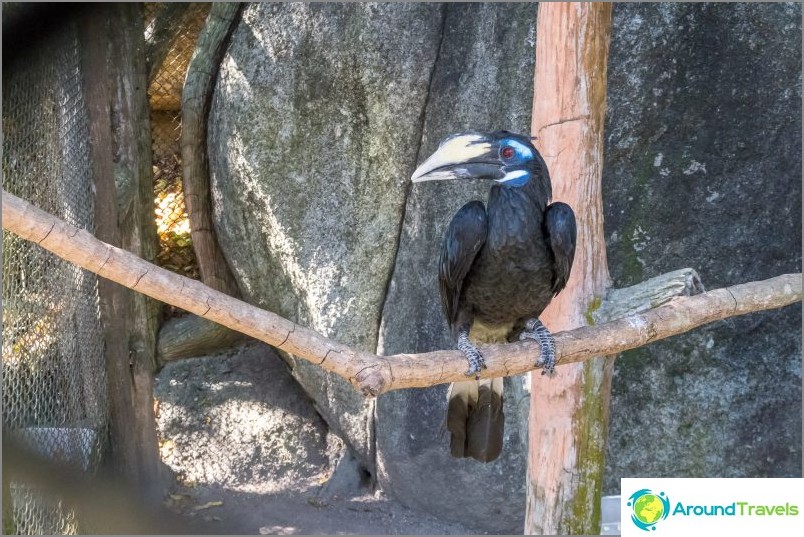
593;267;704;324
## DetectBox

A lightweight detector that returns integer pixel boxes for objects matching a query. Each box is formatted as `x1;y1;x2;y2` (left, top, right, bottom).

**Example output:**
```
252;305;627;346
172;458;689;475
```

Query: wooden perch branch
3;190;801;396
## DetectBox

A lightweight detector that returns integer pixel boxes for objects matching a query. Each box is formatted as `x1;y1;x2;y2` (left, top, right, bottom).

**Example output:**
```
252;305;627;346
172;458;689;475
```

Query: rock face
602;3;802;492
154;343;332;491
208;2;445;468
375;4;537;533
207;1;801;530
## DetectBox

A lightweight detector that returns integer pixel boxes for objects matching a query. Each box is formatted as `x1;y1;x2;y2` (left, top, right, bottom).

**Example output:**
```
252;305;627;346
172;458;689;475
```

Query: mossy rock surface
603;3;802;492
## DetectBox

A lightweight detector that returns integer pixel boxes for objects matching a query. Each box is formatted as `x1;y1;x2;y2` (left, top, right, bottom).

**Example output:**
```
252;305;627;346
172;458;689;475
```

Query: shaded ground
154;341;490;535
172;487;485;535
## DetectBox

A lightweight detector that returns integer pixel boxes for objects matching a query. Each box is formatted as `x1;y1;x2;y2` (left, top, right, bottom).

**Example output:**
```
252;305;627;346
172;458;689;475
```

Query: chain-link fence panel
2;15;108;536
145;3;210;291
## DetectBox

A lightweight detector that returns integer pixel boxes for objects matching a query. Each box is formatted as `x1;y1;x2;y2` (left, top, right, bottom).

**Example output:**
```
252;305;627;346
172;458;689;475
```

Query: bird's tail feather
446;377;504;462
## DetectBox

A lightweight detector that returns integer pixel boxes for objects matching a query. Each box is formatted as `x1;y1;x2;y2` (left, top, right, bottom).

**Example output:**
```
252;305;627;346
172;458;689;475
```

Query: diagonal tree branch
3;190;801;396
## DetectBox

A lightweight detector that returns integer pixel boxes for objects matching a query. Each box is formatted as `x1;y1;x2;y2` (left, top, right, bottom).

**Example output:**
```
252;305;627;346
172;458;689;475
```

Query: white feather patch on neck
497;169;529;184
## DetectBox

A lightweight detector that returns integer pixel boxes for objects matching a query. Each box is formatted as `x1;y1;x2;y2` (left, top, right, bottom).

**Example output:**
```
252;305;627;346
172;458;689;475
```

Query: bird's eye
501;146;515;159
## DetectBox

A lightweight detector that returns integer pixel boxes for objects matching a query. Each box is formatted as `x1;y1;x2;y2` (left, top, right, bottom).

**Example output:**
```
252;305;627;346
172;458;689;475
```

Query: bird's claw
458;327;486;379
519;318;556;377
539;361;556;377
462;349;486;379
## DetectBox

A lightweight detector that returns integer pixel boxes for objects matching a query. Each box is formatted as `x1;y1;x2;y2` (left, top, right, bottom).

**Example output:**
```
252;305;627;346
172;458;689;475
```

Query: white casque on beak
410;134;493;182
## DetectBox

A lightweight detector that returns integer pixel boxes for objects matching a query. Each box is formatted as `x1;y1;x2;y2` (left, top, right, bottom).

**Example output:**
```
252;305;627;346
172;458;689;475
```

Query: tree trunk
79;3;163;499
79;5;137;486
525;3;613;534
110;3;164;500
181;2;242;296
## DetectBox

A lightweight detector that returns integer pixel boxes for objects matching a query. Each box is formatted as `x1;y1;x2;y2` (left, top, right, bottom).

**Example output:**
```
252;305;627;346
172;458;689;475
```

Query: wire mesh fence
2;15;108;536
145;2;210;290
2;4;215;533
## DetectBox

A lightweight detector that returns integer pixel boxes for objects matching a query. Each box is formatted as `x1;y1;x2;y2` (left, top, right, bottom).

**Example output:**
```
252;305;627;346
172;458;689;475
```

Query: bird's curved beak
411;133;501;183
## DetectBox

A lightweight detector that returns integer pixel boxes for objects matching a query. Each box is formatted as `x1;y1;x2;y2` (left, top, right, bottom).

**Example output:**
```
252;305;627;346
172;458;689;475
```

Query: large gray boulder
208;2;444;468
602;2;802;491
154;343;332;491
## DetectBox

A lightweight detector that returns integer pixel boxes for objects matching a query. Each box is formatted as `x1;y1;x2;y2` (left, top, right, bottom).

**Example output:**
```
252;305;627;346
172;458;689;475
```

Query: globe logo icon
627;489;670;531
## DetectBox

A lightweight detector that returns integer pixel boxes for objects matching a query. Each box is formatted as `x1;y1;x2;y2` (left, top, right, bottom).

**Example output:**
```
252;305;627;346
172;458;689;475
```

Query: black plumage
412;130;577;463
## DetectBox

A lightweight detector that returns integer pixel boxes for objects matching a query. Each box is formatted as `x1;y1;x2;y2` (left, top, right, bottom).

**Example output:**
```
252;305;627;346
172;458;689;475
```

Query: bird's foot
458;327;487;379
519;319;556;376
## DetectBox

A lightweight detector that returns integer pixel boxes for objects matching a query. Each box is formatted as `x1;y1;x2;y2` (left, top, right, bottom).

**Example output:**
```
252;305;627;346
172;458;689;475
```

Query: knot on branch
352;364;386;397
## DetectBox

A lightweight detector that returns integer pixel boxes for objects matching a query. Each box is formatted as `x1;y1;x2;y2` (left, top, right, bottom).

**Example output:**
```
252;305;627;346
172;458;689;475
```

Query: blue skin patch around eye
498;169;530;186
506;139;534;160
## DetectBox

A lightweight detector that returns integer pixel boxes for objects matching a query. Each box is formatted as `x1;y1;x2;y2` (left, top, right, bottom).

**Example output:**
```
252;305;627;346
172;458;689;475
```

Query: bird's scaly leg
519;318;556;376
457;325;487;379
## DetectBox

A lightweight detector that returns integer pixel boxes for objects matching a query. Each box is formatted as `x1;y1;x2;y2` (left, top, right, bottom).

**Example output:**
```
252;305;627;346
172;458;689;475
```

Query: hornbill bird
411;131;577;463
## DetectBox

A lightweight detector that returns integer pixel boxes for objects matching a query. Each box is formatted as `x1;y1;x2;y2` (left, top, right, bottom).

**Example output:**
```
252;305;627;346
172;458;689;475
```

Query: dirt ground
154;342;489;535
170;486;485;535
